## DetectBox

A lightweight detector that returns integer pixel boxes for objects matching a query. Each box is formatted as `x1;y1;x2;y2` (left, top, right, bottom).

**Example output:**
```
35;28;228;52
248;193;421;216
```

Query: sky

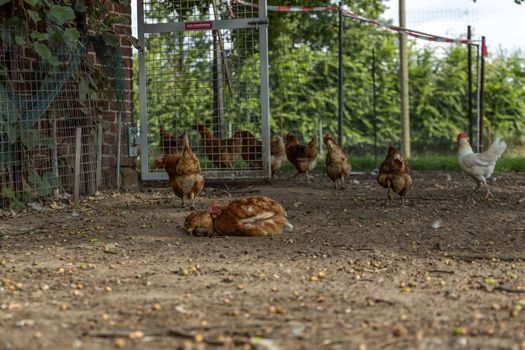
383;0;525;53
131;0;525;53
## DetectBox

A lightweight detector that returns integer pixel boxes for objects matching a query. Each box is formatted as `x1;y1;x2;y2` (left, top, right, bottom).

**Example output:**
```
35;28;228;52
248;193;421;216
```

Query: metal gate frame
137;1;271;181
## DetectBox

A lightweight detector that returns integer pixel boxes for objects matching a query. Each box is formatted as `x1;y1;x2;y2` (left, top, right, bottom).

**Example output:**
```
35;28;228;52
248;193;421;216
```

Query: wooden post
337;0;344;146
372;48;378;166
475;44;481;152
479;36;486;152
51;117;59;196
399;0;411;158
467;26;473;142
83;128;97;195
74;127;82;204
96;124;102;190
487;119;493;147
319;120;323;155
212;16;224;138
211;0;234;98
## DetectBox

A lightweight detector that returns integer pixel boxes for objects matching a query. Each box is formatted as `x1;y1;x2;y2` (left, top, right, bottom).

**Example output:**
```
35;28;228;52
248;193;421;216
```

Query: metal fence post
338;1;344;146
467;25;473;143
259;0;271;180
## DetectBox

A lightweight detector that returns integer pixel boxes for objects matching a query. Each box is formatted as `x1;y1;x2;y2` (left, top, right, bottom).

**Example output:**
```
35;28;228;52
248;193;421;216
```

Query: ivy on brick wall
0;0;139;65
0;1;138;208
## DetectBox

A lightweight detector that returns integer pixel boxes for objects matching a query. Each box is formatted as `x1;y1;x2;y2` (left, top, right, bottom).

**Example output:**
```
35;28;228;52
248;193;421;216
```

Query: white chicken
457;133;507;199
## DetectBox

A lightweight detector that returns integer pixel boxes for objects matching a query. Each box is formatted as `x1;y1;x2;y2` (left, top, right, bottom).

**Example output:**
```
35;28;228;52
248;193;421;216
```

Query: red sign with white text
184;21;213;31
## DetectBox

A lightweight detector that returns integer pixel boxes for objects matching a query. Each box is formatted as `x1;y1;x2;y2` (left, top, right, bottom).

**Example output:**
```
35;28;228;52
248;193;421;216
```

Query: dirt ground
0;170;524;350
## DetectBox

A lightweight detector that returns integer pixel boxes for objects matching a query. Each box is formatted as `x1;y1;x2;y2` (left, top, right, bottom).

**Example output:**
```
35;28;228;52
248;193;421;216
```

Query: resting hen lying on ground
377;145;413;206
185;196;293;237
194;124;242;169
233;130;262;169
457;133;507;199
323;133;351;189
285;132;318;181
154;134;204;209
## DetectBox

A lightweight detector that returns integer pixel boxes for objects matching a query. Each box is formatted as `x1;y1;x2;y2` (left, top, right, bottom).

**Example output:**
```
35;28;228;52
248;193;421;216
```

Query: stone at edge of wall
120;166;140;191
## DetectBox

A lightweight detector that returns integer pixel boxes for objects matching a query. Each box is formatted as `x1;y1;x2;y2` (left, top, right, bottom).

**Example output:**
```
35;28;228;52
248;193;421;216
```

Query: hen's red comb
457;133;467;141
208;201;218;213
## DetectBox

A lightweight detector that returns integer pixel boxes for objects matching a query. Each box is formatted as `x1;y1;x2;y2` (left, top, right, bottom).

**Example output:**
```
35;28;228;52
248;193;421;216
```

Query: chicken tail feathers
482;138;507;162
308;134;318;149
181;133;189;150
284;219;294;232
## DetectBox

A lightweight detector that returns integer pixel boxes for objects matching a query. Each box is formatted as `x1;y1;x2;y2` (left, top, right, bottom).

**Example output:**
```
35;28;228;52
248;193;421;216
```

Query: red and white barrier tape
233;1;479;47
234;0;336;12
341;7;474;45
225;0;236;18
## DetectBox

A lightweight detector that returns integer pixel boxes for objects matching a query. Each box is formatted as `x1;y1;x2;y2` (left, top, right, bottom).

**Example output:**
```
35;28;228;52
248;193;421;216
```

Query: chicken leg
386;182;393;204
306;171;313;183
190;193;196;210
340;175;347;190
470;180;482;197
483;181;494;200
479;177;494;200
292;171;311;183
470;177;493;200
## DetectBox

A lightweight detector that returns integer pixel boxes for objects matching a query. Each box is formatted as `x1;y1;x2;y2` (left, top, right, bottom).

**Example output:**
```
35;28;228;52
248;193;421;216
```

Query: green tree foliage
485;51;525;145
0;0;133;64
409;46;470;153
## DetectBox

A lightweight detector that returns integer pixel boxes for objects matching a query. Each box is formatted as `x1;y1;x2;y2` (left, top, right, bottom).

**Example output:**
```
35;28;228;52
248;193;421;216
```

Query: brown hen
194;124;241;169
159;127;184;155
270;135;286;180
377;145;412;206
323;133;351;189
155;134;204;209
285;132;318;181
233;130;262;169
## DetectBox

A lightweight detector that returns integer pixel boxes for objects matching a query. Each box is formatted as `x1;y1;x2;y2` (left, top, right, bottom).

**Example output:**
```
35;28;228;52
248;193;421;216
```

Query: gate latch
128;127;139;157
248;19;269;27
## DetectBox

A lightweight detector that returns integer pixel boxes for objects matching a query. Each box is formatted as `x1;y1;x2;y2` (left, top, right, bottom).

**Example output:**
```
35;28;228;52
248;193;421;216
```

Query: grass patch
250;154;525;173
496;157;525;172
408;155;525;172
348;155;525;172
409;156;459;171
147;153;525;174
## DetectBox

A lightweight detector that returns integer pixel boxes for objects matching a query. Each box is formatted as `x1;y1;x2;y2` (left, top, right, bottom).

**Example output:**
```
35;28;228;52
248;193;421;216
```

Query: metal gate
137;0;270;180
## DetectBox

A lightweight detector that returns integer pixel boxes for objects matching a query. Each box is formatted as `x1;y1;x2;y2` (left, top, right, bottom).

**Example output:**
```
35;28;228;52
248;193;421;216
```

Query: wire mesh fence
137;1;524;178
142;0;258;24
140;0;266;177
266;8;391;159
264;5;489;161
0;27;126;208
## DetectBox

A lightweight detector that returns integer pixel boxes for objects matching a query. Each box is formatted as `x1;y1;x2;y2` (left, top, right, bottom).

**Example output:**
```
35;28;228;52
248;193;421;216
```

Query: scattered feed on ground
0;171;524;349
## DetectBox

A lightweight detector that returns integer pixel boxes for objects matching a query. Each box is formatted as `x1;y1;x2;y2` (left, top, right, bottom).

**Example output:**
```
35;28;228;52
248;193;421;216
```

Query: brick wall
97;1;135;185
